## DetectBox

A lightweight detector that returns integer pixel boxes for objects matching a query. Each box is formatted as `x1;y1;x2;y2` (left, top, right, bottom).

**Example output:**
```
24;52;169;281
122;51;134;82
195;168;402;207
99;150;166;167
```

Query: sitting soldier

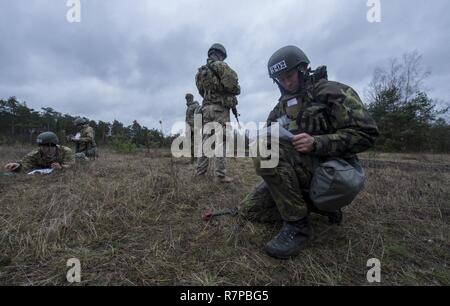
71;118;98;160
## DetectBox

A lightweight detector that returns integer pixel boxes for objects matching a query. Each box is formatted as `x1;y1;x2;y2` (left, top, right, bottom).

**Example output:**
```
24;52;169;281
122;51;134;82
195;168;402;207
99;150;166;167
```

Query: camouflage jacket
17;146;75;172
267;78;379;158
185;100;200;127
77;125;97;152
195;58;241;108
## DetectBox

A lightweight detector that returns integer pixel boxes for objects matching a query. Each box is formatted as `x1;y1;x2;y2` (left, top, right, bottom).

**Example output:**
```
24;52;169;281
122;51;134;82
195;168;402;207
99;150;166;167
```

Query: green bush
111;137;138;154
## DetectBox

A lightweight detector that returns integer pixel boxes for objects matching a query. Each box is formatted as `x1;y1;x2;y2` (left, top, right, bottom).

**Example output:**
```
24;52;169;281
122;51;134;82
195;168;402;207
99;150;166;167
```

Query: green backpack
309;158;365;212
196;64;222;98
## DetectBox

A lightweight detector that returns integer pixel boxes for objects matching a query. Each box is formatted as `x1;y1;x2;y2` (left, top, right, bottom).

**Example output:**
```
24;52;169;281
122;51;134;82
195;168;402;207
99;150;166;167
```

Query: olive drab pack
309;158;365;212
195;64;222;100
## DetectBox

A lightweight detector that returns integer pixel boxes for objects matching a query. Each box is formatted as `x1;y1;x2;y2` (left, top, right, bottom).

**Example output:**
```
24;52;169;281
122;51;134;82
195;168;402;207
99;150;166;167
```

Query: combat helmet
268;45;310;79
74;117;88;127
36;132;59;146
208;43;227;60
185;93;194;100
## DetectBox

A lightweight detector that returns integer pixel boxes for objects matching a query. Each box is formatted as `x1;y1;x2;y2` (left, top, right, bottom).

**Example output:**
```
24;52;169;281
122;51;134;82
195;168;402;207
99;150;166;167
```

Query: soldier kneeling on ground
239;46;379;260
71;118;98;161
4;132;74;173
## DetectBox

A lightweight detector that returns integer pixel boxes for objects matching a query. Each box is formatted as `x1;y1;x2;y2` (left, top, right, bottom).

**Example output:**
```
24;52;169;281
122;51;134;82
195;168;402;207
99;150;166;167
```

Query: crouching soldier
239;46;379;259
4;132;74;173
72;118;97;160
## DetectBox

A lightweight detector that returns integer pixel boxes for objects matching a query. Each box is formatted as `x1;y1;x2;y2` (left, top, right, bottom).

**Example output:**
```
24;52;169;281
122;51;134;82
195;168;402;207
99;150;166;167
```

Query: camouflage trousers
239;142;318;222
196;126;227;177
75;146;97;160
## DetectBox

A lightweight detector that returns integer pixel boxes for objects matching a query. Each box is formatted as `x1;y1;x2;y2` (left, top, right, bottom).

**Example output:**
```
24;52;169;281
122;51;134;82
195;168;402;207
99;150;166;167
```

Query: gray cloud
1;0;449;132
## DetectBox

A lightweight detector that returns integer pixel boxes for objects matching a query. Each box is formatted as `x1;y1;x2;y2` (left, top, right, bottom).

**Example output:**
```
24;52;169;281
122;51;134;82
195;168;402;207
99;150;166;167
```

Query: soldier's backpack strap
197;64;221;100
304;65;334;134
206;62;234;108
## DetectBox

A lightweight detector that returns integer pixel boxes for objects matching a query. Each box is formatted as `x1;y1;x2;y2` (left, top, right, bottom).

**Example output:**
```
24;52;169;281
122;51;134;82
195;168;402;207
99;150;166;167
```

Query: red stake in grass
201;208;238;221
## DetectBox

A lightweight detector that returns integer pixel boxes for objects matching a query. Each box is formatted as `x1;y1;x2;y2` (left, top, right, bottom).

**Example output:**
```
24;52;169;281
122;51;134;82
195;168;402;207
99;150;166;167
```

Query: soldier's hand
5;163;20;172
292;133;315;154
51;163;63;170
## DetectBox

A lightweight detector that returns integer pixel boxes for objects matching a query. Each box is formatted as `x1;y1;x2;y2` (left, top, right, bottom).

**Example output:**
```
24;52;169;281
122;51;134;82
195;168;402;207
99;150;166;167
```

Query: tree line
0;99;176;149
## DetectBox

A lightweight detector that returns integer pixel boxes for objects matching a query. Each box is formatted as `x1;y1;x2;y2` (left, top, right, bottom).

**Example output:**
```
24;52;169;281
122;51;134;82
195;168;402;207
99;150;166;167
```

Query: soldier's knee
75;153;88;161
253;156;278;177
238;182;282;223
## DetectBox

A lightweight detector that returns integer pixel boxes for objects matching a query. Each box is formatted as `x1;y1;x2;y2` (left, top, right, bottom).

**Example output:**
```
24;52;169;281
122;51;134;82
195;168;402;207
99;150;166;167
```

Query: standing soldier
71;118;97;160
239;46;379;259
4;132;74;173
185;93;200;163
195;43;241;183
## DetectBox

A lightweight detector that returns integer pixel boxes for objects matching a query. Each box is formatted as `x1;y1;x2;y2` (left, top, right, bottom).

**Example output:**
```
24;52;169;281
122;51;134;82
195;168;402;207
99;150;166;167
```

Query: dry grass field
0;145;449;285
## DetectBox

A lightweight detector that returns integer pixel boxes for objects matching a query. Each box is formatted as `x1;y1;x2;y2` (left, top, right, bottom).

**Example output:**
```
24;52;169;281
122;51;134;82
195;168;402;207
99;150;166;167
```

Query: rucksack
309;158;365;212
196;63;222;98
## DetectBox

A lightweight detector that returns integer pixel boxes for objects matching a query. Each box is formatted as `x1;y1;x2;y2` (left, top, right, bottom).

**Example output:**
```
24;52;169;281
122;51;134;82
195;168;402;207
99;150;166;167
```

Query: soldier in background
4;132;74;173
195;43;241;183
185;93;201;163
71;118;97;160
239;46;379;259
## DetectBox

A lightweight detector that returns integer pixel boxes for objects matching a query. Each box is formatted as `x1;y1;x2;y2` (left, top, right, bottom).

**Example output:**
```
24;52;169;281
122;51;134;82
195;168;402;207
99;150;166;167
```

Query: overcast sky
1;0;449;133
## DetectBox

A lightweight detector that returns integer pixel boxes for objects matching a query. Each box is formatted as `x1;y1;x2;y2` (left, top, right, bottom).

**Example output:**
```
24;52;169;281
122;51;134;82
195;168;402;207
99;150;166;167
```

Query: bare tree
366;51;431;105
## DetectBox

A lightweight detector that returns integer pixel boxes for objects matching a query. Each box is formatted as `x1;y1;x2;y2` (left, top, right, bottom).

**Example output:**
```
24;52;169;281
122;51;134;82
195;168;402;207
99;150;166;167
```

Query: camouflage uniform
186;99;200;162
240;77;379;222
75;125;97;159
195;57;241;177
17;146;74;172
